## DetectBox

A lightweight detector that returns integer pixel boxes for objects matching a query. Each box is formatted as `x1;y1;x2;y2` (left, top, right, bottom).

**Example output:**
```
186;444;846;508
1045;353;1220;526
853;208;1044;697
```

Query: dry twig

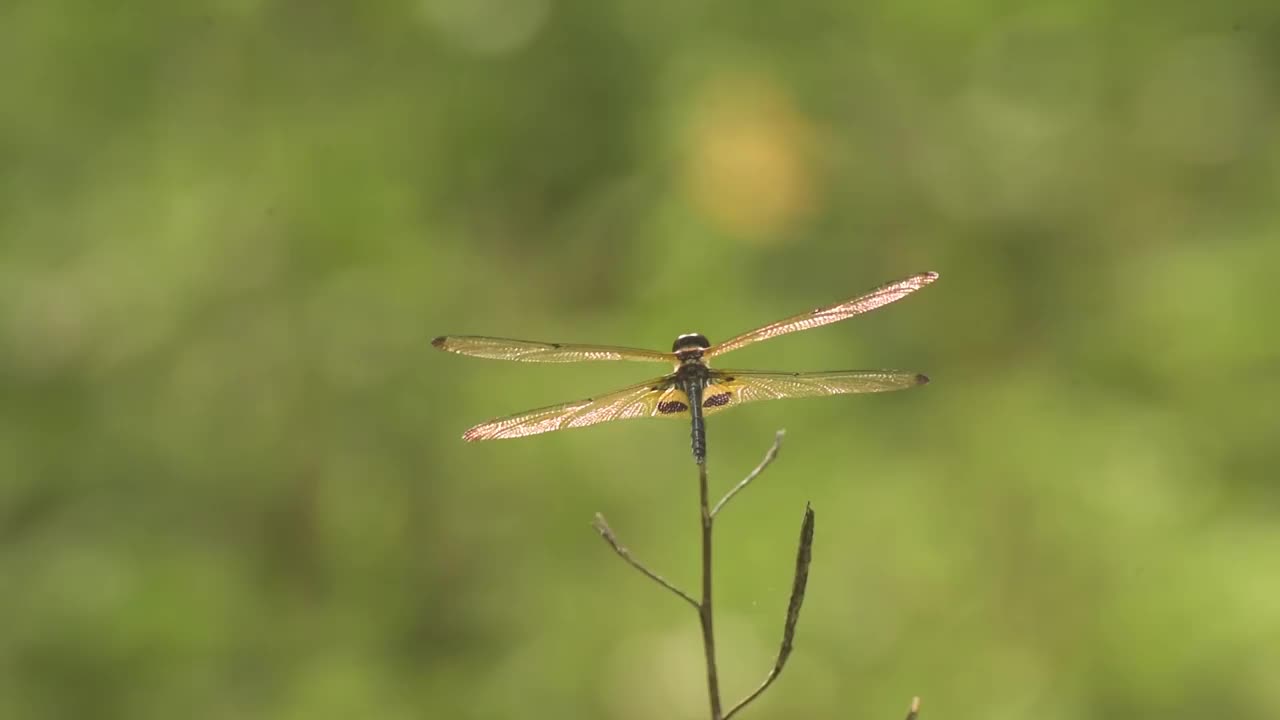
594;432;913;720
592;513;697;609
722;503;815;720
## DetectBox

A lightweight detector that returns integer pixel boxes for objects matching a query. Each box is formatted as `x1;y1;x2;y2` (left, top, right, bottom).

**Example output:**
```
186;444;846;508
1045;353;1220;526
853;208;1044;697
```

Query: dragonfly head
672;333;710;352
672;333;710;363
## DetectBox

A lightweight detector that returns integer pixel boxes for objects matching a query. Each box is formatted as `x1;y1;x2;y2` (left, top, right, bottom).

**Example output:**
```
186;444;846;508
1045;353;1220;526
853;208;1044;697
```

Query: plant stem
593;433;922;719
697;460;723;719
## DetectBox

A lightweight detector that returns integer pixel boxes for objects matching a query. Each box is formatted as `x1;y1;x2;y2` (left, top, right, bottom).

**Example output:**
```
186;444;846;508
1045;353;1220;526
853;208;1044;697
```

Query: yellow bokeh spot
683;76;818;243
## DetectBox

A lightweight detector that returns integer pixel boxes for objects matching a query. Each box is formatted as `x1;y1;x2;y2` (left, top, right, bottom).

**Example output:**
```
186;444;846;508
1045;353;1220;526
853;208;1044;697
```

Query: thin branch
697;461;723;719
904;696;922;720
711;430;785;518
723;503;815;720
593;513;698;609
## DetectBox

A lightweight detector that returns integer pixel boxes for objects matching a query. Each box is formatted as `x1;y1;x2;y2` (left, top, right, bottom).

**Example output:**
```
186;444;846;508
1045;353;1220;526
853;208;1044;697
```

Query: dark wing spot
431;336;446;348
703;393;731;408
657;400;689;414
915;374;930;385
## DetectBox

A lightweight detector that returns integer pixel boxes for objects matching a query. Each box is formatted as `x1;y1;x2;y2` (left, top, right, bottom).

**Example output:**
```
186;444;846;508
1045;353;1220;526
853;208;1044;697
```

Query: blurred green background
3;1;1279;719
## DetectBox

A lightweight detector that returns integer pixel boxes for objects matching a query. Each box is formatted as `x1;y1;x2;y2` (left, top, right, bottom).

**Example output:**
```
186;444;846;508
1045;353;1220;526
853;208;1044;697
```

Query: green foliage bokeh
2;1;1278;718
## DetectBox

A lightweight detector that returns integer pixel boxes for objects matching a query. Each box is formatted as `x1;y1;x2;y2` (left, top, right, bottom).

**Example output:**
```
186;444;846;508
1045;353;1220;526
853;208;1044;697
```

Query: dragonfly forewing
433;335;672;363
705;272;938;359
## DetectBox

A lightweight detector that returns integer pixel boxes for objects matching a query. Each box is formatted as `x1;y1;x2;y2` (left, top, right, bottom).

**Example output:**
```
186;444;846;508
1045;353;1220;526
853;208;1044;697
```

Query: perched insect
434;272;938;464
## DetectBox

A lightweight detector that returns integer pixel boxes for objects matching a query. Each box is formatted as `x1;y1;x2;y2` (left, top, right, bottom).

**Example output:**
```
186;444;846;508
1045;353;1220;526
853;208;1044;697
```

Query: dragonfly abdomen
676;363;713;465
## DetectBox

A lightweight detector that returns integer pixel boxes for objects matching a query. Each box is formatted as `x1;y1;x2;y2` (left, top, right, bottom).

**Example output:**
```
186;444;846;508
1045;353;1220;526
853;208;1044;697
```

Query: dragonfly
433;271;938;464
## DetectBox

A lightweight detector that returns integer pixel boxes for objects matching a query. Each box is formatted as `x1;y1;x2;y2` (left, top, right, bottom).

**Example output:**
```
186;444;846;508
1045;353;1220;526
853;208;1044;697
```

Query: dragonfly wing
704;271;938;359
433;335;671;363
700;369;928;415
462;376;692;441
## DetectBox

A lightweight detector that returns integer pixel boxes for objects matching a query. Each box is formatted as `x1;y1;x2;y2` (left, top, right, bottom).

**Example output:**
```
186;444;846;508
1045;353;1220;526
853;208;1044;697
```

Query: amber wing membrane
433;335;672;363
704;272;939;359
460;376;693;441
700;369;929;415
